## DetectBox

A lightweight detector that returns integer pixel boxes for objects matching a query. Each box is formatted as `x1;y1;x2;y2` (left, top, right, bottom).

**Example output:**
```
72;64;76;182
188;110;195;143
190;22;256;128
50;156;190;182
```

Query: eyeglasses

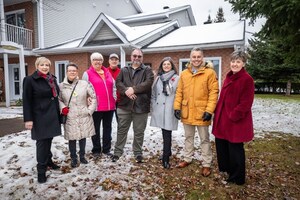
67;70;78;73
93;59;103;61
132;55;142;58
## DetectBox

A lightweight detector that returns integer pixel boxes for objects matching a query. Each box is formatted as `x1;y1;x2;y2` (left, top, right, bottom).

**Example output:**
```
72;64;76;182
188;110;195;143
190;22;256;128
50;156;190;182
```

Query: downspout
120;46;126;68
37;0;44;48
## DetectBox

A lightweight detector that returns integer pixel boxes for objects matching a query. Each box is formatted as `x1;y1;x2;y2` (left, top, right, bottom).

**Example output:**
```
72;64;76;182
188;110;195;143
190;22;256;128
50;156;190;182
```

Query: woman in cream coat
59;63;96;168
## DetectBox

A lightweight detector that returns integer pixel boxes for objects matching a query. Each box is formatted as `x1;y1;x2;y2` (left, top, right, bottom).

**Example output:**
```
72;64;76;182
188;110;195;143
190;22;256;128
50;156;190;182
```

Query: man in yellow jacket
174;47;219;177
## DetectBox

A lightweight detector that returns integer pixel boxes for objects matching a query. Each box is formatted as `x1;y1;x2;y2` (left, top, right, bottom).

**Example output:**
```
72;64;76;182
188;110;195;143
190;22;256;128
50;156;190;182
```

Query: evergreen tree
214;7;226;23
226;0;300;95
204;14;213;24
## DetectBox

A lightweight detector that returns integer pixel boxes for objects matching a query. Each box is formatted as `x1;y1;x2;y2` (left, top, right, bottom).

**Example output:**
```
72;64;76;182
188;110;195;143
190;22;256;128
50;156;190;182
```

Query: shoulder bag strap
67;81;78;107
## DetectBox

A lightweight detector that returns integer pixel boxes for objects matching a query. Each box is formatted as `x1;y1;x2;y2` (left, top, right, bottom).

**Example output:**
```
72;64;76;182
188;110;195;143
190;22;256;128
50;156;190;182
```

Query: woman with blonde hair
23;57;62;183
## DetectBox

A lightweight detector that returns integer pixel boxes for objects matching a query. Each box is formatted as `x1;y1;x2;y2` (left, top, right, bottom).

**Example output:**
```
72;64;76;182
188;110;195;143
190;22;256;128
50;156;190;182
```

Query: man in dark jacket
112;48;154;163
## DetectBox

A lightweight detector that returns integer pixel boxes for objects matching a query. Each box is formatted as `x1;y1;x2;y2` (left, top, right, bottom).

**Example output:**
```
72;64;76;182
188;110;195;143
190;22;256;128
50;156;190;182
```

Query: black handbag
61;81;78;124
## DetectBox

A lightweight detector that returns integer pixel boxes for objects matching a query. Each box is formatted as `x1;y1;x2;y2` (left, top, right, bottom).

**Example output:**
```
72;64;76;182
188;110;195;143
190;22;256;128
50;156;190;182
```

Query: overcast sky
137;0;266;42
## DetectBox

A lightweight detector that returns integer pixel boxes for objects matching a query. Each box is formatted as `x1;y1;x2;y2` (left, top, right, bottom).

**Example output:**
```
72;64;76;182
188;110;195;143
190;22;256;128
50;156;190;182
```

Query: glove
202;112;212;121
174;110;181;120
61;107;69;116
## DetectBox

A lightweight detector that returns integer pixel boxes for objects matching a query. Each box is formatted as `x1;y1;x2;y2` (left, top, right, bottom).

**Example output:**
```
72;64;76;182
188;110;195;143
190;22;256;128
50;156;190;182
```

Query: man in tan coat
174;47;219;176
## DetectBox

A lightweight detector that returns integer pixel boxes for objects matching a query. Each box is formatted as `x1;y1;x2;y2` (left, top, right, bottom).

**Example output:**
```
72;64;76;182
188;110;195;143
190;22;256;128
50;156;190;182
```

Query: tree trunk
286;80;291;96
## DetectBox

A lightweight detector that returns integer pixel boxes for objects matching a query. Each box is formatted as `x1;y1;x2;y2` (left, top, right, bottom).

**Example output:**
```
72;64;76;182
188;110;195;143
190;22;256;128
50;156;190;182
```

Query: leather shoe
71;159;78;168
202;167;211;177
163;161;170;169
111;155;119;162
47;161;60;170
80;157;88;164
177;161;190;168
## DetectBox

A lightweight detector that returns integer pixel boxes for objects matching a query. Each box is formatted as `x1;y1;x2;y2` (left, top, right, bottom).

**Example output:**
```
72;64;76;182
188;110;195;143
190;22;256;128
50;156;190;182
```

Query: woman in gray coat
150;57;180;168
59;63;96;168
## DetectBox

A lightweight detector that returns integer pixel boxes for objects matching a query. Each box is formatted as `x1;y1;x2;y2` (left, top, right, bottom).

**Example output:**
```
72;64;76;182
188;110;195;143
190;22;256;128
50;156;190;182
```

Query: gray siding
124;10;193;27
43;0;139;47
94;24;118;40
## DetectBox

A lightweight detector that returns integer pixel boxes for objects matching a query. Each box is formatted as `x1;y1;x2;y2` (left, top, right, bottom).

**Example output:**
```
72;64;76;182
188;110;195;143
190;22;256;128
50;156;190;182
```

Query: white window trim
179;57;222;89
205;56;222;89
179;58;189;73
55;60;69;83
5;9;25;15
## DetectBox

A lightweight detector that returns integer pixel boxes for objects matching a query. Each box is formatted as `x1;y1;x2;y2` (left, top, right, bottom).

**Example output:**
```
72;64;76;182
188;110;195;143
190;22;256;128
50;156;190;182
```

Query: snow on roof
51;38;82;49
118;5;190;20
44;22;171;50
148;20;245;48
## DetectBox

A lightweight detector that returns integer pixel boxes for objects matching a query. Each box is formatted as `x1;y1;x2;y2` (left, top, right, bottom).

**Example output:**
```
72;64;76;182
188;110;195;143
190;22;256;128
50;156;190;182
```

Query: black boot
69;140;78;168
162;156;170;169
38;173;47;183
80;157;88;164
79;139;88;164
47;161;60;170
71;158;78;168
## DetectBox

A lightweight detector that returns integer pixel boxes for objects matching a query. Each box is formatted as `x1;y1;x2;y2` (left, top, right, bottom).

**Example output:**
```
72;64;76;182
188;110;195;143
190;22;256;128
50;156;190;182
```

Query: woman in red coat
212;51;254;185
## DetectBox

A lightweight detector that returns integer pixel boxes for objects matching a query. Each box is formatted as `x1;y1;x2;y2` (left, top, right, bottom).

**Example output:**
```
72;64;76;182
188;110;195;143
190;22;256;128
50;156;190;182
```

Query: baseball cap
109;53;119;59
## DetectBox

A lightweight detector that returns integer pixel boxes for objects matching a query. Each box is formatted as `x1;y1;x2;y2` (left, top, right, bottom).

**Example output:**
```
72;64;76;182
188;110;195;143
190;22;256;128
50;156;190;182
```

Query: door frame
8;64;21;100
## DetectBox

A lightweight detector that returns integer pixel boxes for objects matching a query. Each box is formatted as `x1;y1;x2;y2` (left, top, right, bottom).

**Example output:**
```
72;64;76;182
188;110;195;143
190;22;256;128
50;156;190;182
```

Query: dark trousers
114;102;119;122
162;129;172;158
69;138;86;160
36;138;53;174
92;110;114;154
215;138;245;185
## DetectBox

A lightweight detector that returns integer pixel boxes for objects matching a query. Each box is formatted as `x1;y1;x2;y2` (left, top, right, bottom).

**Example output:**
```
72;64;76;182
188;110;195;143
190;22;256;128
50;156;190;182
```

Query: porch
1;23;33;49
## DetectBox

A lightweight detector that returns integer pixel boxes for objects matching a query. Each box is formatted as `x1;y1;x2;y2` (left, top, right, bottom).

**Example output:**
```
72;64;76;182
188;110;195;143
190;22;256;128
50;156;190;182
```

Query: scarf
160;70;176;96
37;71;58;97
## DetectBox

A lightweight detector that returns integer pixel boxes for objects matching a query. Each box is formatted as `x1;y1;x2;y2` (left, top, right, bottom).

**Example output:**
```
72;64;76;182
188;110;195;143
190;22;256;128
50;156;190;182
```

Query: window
55;61;69;83
5;9;25;27
179;57;222;88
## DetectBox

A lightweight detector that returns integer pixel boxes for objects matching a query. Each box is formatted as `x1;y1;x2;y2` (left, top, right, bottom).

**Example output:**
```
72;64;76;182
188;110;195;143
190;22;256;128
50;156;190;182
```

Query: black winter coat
23;71;62;140
116;64;154;113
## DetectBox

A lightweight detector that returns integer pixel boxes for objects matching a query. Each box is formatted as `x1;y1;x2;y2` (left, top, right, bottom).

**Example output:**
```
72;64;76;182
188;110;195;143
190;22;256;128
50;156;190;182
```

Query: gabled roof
119;5;196;25
34;13;180;54
78;13;130;47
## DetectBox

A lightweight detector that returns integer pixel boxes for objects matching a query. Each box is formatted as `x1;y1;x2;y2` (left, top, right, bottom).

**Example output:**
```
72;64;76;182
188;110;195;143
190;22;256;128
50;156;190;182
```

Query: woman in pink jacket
82;52;116;157
212;51;255;185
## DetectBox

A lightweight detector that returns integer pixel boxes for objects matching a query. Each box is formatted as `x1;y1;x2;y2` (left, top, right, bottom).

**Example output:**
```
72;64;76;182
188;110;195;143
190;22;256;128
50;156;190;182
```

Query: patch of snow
0;98;299;198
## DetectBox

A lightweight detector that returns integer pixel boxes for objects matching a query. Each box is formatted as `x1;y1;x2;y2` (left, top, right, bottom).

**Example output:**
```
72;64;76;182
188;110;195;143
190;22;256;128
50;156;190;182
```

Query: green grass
255;94;300;101
130;133;300;199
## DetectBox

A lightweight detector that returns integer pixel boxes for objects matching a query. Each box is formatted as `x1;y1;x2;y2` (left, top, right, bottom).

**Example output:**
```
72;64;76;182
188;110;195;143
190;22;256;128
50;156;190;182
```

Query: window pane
6;14;16;25
15;82;20;95
17;13;25;27
14;68;19;81
59;63;66;82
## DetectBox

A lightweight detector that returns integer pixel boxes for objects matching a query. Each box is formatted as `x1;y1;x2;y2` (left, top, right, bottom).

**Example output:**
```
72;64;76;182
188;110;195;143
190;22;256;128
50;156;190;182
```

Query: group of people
23;47;254;186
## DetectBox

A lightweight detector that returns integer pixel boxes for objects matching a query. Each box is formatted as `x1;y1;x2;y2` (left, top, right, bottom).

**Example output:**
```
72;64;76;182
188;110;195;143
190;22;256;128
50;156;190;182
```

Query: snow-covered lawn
0;98;299;199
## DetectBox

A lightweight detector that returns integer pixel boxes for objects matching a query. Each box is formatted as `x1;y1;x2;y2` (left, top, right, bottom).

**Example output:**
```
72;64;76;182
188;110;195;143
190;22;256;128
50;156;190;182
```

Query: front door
8;64;21;100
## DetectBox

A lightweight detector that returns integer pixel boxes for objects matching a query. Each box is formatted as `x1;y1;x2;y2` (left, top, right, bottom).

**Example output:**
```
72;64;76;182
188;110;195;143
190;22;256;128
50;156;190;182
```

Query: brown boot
202;167;211;177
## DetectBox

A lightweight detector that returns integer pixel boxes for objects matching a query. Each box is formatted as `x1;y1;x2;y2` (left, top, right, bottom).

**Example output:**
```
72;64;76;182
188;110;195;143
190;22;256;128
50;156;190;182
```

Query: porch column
120;46;126;68
37;0;45;48
19;46;26;97
3;53;10;107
